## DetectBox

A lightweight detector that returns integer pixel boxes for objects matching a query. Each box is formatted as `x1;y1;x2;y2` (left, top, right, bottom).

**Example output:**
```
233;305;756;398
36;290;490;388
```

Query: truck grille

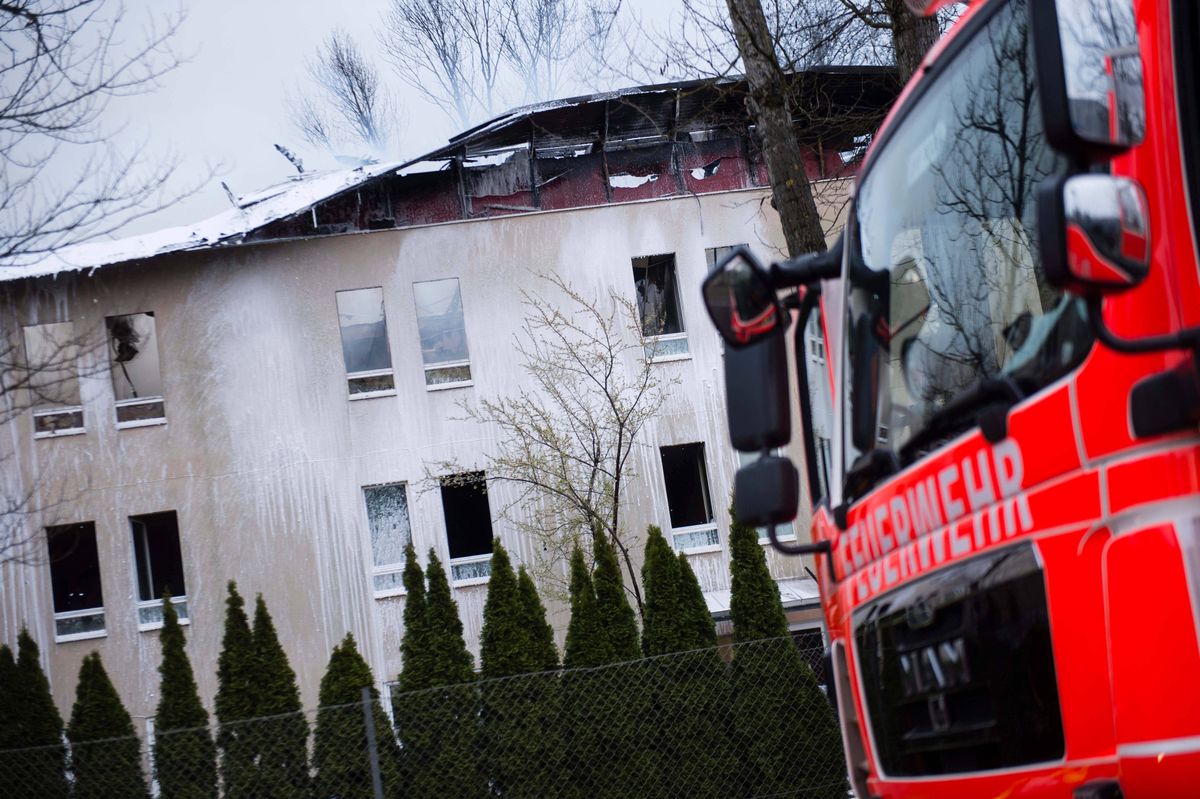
852;543;1064;776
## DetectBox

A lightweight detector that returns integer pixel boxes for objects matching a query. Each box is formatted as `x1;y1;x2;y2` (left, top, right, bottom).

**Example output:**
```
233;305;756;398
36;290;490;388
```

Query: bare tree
0;0;195;267
0;0;189;564
429;273;673;613
504;0;574;104
725;0;828;257
381;0;514;129
291;29;398;156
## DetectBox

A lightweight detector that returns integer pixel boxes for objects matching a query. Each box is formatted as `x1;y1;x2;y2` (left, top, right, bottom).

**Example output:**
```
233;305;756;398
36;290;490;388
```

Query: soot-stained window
106;312;166;426
660;443;718;550
336;287;396;397
440;472;493;581
633;254;688;359
364;483;412;595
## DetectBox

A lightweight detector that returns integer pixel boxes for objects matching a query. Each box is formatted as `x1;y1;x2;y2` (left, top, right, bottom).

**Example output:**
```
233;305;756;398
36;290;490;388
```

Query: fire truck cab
704;1;1200;797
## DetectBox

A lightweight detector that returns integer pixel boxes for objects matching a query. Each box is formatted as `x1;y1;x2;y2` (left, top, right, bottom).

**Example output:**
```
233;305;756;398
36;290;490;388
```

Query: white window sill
681;544;723;556
759;536;798;545
649;354;692;364
373;587;407;600
116;417;167;430
451;576;490;588
427;380;474;392
34;427;86;440
138;617;191;633
350;389;397;401
56;629;107;644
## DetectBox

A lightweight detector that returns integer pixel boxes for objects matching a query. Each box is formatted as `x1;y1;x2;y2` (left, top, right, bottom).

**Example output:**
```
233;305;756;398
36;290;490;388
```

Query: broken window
106;312;166;426
336;288;396;397
414;278;472;387
46;522;106;641
660;443;719;551
22;321;84;437
737;450;796;543
633;254;688;360
440;472;493;582
363;483;411;596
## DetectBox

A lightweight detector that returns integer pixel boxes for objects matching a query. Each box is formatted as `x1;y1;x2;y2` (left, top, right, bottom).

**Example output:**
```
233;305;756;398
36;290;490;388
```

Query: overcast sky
98;0;681;236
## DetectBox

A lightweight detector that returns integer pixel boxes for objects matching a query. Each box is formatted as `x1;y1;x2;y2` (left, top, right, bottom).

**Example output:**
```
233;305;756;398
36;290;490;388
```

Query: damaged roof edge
1;67;898;285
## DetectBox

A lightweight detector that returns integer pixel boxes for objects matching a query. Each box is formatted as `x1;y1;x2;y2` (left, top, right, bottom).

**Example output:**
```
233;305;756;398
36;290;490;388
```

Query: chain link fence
0;636;848;799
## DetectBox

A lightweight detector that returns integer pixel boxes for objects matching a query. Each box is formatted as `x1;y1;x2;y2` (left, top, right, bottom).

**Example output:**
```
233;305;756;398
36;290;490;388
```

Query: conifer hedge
154;593;217;799
3;630;68;798
313;634;401;799
728;504;847;799
248;594;310;799
67;653;149;799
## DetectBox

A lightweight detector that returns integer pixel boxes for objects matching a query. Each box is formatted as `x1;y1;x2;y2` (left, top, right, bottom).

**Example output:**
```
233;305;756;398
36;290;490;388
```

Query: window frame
413;278;474;391
105;311;167;429
336;287;397;400
439;472;494;584
362;481;413;599
46;522;107;643
633;253;690;362
22;321;86;439
660;442;720;554
129;511;189;631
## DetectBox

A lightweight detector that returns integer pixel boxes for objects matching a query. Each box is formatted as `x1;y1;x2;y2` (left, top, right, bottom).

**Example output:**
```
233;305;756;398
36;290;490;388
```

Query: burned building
0;69;898;721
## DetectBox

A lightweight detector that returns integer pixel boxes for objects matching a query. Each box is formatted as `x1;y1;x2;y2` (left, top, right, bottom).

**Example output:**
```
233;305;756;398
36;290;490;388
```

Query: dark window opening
661;443;714;529
130;511;186;601
441;472;494;560
632;254;684;337
47;522;104;612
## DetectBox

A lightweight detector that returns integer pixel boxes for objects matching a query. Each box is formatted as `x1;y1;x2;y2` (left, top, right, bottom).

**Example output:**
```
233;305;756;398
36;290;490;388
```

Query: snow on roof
1;160;404;284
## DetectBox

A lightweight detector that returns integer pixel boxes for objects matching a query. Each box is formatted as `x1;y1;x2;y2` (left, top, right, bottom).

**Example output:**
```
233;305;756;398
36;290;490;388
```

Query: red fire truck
704;0;1200;797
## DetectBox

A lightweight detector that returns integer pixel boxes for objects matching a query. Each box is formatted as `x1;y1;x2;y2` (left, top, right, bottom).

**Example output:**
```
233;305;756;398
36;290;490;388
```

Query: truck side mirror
725;332;790;451
702;245;783;349
1039;173;1151;294
735;455;799;526
1031;0;1145;159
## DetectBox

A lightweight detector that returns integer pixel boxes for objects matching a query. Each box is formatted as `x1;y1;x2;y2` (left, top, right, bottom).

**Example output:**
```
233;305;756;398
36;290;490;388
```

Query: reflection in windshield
845;0;1092;462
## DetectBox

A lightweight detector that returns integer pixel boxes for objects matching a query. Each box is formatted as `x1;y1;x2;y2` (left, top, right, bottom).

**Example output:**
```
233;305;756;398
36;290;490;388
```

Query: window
130;511;188;630
791;626;828;688
106;312;166;426
704;244;746;272
633;254;688;360
440;472;493;582
807;335;826;365
737;451;796;542
363;483;411;596
660;443;718;551
414;278;472;388
22;321;84;437
46;522;105;641
336;288;396;397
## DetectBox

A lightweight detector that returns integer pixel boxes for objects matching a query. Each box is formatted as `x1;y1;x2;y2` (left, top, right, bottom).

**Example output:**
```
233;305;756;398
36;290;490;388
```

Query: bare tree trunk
883;0;941;84
724;0;827;257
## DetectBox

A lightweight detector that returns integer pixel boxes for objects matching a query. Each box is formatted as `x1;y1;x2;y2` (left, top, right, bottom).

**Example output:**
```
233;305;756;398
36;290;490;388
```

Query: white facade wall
0;185;842;721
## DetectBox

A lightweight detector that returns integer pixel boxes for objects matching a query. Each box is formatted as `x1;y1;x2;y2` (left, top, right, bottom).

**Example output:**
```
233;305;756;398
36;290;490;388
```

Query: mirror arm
1085;296;1200;354
770;238;844;288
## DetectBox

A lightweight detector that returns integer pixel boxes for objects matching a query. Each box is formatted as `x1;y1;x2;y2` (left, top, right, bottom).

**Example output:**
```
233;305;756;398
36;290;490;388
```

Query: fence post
361;686;385;799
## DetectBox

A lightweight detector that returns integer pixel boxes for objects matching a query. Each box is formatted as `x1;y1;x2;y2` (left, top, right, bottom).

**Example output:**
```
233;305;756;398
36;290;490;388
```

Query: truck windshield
844;0;1092;464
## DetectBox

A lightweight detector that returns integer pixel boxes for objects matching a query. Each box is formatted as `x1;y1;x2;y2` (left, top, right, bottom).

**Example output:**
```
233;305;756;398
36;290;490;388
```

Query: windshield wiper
899;376;1025;464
